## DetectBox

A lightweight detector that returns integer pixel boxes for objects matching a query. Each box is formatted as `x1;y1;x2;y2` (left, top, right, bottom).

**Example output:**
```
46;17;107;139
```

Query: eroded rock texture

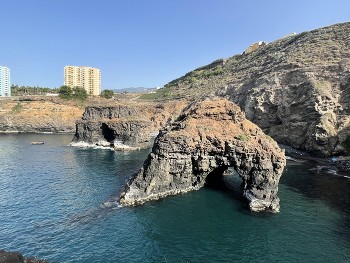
72;102;187;150
163;22;350;157
119;99;286;212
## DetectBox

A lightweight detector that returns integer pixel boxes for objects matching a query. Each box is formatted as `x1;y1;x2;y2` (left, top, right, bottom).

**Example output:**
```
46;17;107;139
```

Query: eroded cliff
0;97;84;133
150;22;350;157
119;99;286;212
72;101;187;149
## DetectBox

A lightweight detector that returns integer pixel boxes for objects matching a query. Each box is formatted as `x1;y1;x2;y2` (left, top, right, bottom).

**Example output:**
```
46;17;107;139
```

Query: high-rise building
64;66;101;96
0;65;11;97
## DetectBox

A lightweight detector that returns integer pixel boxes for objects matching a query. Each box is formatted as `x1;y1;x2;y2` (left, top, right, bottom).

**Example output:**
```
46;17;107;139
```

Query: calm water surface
0;134;349;262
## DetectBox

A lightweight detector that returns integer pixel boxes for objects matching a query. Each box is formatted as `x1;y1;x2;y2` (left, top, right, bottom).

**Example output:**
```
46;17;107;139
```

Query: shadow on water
204;166;250;213
282;160;350;246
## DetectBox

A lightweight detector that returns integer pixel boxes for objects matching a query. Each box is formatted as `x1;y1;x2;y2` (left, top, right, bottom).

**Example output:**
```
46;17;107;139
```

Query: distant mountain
146;22;350;157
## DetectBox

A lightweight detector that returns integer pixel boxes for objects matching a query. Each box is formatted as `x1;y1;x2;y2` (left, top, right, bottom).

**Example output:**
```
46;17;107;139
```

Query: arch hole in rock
205;166;244;201
101;123;116;145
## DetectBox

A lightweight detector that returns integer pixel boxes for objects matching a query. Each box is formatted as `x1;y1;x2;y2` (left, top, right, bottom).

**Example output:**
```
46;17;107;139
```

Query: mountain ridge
145;22;350;157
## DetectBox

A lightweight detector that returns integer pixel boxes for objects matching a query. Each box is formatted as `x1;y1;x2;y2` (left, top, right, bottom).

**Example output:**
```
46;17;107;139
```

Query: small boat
31;141;44;145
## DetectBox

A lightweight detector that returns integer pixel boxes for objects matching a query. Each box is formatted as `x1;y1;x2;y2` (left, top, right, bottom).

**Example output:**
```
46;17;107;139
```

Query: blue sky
1;0;349;89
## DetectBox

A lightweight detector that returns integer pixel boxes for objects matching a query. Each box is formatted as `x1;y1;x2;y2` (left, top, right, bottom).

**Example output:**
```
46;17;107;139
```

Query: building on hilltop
243;41;268;54
64;66;101;96
0;65;11;97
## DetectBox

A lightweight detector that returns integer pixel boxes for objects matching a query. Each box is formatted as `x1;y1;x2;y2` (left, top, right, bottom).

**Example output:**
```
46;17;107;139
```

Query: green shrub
72;87;88;101
12;103;23;113
139;87;173;100
236;134;250;141
100;89;114;99
58;85;73;99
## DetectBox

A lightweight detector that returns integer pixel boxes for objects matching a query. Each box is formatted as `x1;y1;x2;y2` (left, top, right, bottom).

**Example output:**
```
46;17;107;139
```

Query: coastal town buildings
0;65;11;96
64;66;101;96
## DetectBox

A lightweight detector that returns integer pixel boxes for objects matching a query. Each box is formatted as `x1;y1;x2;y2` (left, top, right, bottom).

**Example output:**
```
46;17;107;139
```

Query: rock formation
0;97;84;133
119;99;286;212
72;101;187;150
72;105;153;149
0;249;48;263
158;22;350;158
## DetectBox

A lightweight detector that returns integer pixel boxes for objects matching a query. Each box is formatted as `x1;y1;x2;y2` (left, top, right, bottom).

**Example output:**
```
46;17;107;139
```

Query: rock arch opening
101;123;116;144
205;166;244;201
205;165;229;190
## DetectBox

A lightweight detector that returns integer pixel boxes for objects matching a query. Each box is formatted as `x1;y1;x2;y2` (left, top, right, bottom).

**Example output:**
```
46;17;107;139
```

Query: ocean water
0;134;349;263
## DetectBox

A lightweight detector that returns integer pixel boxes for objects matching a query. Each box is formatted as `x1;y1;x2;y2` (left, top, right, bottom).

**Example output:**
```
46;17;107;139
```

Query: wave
69;141;114;150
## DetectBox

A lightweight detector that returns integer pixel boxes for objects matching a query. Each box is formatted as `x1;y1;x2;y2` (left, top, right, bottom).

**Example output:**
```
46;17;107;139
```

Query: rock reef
119;99;286;212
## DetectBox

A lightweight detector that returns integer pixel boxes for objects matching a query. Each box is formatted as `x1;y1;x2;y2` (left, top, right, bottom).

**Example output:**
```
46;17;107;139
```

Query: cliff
0;97;84;133
148;22;350;157
119;99;286;212
72;101;187;149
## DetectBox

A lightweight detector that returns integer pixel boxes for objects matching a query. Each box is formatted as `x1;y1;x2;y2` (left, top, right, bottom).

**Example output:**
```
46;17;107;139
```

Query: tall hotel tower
0;65;11;97
64;66;101;96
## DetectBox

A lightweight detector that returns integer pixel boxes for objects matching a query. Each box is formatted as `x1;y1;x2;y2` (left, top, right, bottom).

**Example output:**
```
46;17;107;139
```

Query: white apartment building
0;65;11;97
64;66;101;96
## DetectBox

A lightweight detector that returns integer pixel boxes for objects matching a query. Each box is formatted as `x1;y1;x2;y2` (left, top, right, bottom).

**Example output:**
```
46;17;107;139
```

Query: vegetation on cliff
140;22;350;157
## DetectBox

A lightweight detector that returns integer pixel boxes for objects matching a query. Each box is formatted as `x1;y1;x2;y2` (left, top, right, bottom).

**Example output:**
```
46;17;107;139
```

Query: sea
0;134;349;263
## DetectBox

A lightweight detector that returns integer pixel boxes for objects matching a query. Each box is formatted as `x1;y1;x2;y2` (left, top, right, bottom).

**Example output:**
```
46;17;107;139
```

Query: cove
0;134;349;262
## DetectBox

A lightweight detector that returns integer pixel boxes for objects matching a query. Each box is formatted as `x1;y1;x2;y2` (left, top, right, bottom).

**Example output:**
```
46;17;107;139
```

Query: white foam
69;141;114;150
69;141;95;148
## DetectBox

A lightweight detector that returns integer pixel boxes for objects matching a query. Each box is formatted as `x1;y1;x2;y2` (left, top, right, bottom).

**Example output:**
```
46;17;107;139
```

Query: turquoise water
0;134;349;262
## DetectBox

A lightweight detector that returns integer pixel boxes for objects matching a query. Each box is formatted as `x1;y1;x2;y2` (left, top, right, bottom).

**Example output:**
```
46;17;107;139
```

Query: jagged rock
72;119;153;148
119;99;286;212
0;250;24;263
72;105;156;148
72;102;187;149
336;157;350;172
0;250;49;263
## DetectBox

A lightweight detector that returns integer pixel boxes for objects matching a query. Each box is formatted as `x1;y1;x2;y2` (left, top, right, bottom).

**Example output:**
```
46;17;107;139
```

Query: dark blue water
0;134;349;262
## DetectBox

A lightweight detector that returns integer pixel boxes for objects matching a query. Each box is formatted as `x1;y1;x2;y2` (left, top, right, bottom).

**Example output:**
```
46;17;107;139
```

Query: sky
0;0;349;90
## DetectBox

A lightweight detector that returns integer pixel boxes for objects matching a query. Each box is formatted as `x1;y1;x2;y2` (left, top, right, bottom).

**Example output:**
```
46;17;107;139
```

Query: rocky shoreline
0;250;50;263
281;144;350;175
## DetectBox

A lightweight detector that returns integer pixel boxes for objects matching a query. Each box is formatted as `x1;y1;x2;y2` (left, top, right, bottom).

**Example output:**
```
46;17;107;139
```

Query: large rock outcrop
158;22;350;157
72;102;187;150
119;99;286;212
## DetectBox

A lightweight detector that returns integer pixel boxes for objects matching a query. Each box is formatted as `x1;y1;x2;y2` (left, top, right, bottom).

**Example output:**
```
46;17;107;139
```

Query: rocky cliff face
119;99;286;212
160;22;350;157
0;97;84;133
72;101;187;149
